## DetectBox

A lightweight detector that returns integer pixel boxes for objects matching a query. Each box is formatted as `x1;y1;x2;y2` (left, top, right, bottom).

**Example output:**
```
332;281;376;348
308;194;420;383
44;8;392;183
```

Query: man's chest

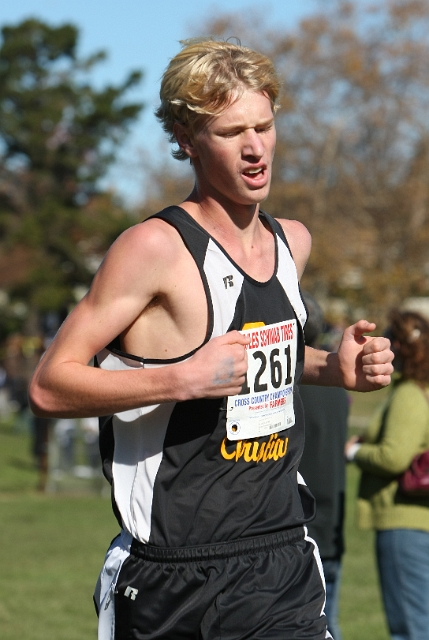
120;250;209;360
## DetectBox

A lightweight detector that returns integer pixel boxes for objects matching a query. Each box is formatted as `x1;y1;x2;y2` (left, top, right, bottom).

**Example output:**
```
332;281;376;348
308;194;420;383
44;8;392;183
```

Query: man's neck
180;191;262;247
178;192;275;281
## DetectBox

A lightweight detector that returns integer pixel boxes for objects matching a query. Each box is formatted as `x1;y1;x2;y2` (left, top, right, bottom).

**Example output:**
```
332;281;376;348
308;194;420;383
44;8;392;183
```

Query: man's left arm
302;320;394;391
276;218;394;391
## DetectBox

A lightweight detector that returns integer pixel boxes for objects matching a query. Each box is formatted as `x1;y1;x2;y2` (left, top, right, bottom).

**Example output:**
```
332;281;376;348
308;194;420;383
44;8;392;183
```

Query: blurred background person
299;292;350;640
81;416;100;473
54;418;77;472
31;414;53;491
346;309;429;640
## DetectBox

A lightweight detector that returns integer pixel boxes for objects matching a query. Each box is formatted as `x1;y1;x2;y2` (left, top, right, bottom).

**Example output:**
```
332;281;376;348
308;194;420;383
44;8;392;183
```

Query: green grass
338;389;390;640
340;464;389;639
0;393;390;639
0;418;118;640
0;495;117;639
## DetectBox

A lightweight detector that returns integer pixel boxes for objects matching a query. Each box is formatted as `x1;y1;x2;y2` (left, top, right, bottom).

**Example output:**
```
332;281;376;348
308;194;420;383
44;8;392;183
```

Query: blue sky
1;0;318;203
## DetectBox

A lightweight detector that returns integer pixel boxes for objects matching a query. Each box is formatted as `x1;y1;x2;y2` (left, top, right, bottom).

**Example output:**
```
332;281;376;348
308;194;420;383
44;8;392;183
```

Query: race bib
226;320;297;440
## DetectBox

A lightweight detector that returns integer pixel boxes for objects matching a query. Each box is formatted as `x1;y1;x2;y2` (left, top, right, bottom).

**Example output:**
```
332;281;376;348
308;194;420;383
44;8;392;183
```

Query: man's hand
180;331;250;400
337;320;394;391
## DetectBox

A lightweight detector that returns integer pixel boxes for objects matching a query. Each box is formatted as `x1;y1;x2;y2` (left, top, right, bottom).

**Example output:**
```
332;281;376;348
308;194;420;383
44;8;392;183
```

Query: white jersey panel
203;239;244;337
97;349;176;542
276;235;307;329
112;401;175;542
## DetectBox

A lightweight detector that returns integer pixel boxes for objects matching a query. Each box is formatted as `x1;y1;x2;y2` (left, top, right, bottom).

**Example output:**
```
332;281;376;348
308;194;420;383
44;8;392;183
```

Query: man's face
190;90;276;209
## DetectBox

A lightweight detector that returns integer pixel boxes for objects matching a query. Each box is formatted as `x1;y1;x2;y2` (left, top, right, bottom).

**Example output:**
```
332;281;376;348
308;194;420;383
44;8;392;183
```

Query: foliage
134;149;194;221
0;19;143;339
141;0;429;326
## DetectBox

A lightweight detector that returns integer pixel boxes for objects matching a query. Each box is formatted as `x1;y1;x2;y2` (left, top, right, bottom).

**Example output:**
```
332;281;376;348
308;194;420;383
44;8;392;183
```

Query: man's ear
173;123;198;159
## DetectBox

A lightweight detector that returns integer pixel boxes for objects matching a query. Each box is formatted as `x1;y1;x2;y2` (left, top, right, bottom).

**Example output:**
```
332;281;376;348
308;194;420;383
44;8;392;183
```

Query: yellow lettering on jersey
241;322;265;330
220;433;289;463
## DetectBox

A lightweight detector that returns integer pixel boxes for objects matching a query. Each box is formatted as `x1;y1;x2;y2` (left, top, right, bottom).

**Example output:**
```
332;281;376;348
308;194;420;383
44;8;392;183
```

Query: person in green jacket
346;309;429;640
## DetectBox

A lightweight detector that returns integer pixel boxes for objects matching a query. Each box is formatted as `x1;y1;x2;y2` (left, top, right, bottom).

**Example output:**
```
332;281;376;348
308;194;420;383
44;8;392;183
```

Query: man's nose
242;129;264;158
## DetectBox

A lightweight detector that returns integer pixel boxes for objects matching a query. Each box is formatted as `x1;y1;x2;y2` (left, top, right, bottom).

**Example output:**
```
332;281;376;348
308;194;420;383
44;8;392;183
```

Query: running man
29;39;394;640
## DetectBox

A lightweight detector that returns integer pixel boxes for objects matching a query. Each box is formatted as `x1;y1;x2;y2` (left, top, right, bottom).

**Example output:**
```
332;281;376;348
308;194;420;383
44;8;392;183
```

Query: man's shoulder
87;210;194;312
275;217;311;242
273;217;311;278
113;212;186;261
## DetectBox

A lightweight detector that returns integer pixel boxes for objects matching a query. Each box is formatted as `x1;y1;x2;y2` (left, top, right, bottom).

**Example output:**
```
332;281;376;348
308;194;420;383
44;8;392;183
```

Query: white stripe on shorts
94;530;132;640
303;525;334;640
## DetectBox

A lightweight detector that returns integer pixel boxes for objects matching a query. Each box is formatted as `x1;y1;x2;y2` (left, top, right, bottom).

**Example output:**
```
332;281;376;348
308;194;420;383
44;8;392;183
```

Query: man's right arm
29;222;249;418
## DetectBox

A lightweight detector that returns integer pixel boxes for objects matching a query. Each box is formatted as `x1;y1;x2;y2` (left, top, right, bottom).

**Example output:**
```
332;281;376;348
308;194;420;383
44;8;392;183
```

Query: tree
134;147;194;222
160;0;429;326
269;0;429;324
0;19;143;340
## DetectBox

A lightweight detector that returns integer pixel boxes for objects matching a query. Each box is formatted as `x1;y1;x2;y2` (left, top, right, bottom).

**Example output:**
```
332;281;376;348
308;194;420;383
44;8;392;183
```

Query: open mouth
243;167;264;178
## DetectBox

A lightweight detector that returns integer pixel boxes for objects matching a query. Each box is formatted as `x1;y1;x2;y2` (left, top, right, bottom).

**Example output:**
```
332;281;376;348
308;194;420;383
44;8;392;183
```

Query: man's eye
256;125;273;133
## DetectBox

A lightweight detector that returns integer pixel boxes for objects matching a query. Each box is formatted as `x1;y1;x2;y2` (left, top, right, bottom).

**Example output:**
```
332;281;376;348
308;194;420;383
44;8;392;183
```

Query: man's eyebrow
216;117;275;133
255;117;275;128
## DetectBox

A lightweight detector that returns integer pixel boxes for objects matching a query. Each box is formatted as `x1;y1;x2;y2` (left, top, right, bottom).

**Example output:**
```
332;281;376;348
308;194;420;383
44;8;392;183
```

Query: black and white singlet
96;206;315;548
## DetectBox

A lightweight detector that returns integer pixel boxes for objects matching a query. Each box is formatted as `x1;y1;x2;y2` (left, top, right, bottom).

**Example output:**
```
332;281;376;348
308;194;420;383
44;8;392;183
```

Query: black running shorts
98;527;331;640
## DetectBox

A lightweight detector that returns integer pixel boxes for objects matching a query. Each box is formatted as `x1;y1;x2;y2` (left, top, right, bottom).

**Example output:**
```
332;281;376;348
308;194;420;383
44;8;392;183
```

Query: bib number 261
240;345;292;395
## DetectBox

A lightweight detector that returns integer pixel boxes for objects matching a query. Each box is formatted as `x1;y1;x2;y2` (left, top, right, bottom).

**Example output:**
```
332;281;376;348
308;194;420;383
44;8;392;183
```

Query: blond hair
155;38;281;161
